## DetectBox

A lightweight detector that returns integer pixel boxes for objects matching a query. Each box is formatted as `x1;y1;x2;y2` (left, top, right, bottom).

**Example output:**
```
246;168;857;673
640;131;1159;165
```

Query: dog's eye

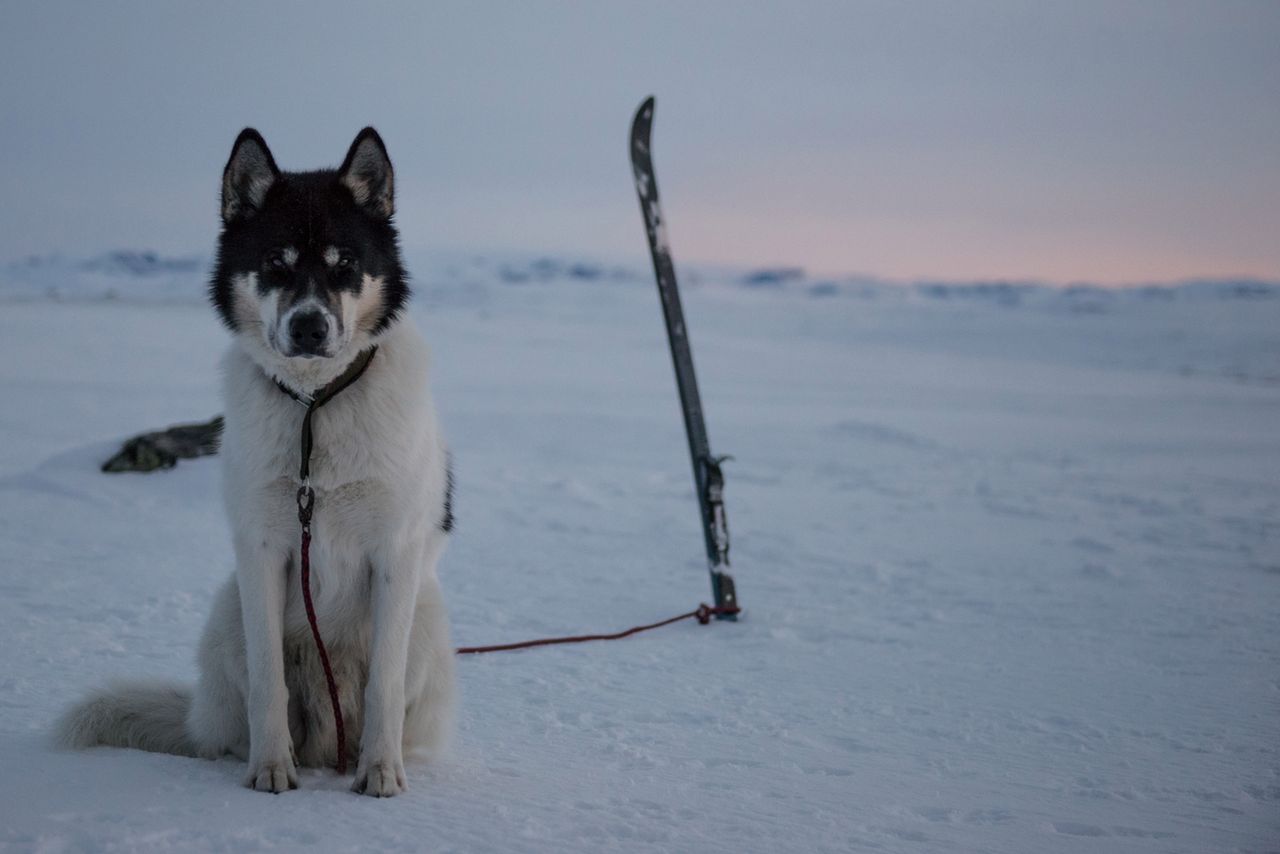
265;254;287;271
336;255;356;270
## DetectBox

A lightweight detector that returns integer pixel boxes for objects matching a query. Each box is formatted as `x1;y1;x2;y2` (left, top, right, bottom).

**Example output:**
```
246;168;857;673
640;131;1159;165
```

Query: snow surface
1;253;1278;852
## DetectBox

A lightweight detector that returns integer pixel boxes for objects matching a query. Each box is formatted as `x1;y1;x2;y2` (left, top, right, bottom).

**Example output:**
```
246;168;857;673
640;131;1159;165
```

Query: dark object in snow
101;416;224;473
630;96;740;621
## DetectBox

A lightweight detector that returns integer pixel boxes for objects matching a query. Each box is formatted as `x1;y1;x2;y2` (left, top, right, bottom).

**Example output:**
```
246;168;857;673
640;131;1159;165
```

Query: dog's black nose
288;310;330;355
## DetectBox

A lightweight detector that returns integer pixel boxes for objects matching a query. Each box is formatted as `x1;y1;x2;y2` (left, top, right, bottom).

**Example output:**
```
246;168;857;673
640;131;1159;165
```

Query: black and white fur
58;128;456;797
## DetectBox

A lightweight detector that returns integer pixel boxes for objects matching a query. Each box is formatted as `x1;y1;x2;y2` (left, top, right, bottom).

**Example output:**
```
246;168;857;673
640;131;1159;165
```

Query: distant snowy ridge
3;249;1278;309
2;250;207;303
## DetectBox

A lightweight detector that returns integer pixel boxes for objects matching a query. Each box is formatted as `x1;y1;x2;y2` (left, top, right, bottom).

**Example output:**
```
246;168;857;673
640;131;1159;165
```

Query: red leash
296;488;348;774
282;350;379;778
456;603;741;655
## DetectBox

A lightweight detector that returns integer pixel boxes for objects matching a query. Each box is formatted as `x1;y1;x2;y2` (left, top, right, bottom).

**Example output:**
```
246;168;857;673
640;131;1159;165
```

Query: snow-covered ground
1;252;1278;852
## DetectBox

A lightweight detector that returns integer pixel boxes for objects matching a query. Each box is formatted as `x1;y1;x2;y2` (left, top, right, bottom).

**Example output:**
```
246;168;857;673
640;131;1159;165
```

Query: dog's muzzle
287;309;332;357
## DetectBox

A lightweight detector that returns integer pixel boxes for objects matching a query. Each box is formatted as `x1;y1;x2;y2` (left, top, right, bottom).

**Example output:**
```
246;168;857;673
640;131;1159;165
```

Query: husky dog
58;128;456;797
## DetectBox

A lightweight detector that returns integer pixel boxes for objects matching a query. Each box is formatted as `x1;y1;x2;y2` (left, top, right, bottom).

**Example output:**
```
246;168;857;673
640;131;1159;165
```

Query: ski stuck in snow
630;96;740;620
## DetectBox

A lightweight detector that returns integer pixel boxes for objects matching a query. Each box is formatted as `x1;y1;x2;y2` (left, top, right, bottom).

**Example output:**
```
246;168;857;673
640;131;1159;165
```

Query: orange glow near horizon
669;207;1280;286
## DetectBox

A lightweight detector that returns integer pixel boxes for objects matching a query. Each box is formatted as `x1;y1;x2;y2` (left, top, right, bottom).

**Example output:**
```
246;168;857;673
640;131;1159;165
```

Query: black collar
274;346;378;409
274;346;378;482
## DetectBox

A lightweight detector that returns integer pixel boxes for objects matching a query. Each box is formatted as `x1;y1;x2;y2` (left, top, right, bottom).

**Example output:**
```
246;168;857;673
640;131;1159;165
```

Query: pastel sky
2;2;1277;283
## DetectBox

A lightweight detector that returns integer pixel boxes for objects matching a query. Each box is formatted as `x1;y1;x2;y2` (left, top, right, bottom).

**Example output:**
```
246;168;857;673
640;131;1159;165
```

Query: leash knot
296;484;315;526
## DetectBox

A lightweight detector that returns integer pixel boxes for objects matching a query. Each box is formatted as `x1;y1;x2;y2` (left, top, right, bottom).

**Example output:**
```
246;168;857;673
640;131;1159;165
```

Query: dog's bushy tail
55;681;198;757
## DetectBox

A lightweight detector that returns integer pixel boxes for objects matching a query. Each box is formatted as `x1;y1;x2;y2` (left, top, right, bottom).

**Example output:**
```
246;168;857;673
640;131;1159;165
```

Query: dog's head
210;128;408;382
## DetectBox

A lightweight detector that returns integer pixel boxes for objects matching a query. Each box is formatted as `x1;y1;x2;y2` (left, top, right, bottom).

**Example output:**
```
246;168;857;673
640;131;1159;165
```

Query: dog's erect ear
222;129;279;224
339;127;394;219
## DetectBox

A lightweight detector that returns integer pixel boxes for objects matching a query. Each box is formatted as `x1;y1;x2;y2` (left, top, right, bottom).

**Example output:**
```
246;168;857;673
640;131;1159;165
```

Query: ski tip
631;96;656;139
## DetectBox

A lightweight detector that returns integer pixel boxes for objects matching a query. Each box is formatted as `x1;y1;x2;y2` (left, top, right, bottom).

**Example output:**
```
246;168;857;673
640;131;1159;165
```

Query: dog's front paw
245;755;298;793
352;757;407;797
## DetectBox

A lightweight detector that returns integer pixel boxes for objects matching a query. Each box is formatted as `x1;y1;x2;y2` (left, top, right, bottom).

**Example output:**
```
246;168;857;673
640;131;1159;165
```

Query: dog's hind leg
187;578;251;761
